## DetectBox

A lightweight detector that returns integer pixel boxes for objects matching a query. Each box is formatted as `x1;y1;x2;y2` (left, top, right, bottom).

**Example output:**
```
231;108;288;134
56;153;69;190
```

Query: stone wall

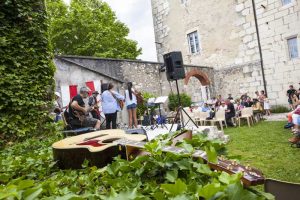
151;0;300;105
54;56;215;112
214;61;263;99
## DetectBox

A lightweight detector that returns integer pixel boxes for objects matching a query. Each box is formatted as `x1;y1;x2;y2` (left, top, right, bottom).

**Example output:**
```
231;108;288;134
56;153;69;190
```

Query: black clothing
287;89;296;99
69;95;85;119
243;101;253;107
226;103;235;126
227;103;235;116
88;96;97;106
105;112;117;129
228;97;233;100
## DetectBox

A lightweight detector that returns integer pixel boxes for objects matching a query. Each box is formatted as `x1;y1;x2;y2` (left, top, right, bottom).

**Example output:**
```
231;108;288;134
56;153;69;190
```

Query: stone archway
184;69;211;102
184;69;210;86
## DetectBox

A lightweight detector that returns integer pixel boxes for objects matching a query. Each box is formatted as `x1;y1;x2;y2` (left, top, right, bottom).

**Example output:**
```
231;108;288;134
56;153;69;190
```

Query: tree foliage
46;0;142;59
168;93;192;111
0;0;56;142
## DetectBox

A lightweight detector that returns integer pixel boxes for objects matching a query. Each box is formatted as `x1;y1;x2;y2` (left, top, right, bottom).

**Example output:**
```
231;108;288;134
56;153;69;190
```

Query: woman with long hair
101;83;124;129
125;82;138;128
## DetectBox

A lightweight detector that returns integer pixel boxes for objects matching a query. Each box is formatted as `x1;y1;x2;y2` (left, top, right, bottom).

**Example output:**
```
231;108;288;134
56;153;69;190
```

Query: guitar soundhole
102;138;122;143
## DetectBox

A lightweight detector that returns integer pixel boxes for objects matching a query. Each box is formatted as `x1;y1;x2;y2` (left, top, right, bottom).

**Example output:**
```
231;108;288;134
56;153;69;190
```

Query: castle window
287;37;298;59
187;31;200;54
281;0;292;6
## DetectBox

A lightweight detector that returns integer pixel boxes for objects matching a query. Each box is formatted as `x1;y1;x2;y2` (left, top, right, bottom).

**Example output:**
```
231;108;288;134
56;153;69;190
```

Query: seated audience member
236;101;244;117
284;112;294;129
240;93;249;101
88;91;100;120
68;87;101;129
218;101;227;111
201;103;211;112
240;97;248;107
217;94;223;102
215;101;221;111
211;97;217;106
246;97;253;107
225;99;236;127
252;99;263;112
289;105;300;144
54;92;62;122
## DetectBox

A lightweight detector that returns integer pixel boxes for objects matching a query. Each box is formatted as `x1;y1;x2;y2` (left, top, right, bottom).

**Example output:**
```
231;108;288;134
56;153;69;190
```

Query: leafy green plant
136;92;157;118
168;93;192;111
0;131;273;199
0;0;56;143
271;105;290;113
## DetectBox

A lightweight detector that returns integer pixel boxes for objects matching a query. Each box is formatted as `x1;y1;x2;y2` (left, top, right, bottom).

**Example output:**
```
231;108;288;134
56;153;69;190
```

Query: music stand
153;96;168;130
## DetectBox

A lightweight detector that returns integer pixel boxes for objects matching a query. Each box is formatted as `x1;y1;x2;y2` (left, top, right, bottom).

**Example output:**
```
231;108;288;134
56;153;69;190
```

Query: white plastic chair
195;111;209;126
237;107;254;127
206;110;227;130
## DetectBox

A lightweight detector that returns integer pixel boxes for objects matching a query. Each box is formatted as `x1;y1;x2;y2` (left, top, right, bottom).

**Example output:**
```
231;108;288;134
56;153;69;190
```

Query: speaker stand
169;80;198;132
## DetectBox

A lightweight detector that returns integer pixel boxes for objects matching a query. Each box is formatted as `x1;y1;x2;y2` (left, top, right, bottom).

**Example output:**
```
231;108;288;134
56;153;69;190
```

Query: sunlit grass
224;121;300;183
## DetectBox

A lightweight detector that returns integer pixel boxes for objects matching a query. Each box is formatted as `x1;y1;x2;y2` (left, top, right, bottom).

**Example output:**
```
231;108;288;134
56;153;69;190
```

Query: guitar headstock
210;156;265;186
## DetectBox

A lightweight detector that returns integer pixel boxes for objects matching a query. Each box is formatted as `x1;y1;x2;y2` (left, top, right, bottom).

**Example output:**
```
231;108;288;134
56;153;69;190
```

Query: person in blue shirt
101;83;124;129
201;103;211;112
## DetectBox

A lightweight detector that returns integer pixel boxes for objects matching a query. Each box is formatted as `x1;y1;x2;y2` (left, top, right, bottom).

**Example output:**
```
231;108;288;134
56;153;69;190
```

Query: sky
63;0;157;62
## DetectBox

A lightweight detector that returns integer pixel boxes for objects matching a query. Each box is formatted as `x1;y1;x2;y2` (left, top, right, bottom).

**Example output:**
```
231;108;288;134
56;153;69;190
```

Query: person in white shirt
125;82;138;128
101;83;124;129
218;101;227;111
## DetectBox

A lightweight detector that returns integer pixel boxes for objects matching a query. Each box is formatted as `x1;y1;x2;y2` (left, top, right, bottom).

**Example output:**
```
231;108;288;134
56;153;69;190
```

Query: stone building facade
151;0;300;105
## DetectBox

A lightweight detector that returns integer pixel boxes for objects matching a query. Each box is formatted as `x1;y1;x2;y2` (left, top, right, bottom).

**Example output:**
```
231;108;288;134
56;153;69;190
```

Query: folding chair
264;178;300;200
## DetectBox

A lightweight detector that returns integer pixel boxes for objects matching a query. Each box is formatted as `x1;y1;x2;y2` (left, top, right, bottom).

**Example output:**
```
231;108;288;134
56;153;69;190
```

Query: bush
168;93;192;111
0;0;56;142
271;105;290;113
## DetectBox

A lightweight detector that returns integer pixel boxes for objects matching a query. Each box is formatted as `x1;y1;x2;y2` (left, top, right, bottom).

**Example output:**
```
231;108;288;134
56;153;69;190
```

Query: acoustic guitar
52;129;147;169
52;129;265;186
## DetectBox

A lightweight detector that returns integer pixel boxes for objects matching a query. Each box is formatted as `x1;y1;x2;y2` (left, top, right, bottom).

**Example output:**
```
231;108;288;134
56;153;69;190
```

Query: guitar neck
114;138;265;186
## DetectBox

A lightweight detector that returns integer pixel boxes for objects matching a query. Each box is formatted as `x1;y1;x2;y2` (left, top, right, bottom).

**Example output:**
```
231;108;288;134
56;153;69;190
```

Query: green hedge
271;105;290;113
0;0;55;142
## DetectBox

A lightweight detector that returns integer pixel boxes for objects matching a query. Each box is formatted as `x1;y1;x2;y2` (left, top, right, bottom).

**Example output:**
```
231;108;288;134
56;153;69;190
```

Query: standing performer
101;83;124;129
88;91;100;119
125;82;138;128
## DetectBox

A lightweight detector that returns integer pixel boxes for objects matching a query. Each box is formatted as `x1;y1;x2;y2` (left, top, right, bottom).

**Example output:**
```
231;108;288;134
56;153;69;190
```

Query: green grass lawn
223;121;300;184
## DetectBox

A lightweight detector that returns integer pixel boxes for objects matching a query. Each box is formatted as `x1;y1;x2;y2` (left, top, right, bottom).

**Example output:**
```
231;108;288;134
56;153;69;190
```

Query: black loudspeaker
163;51;185;81
101;83;109;93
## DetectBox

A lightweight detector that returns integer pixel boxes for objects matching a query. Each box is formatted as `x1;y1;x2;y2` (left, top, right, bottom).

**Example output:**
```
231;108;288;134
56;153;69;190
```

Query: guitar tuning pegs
245;164;251;170
227;164;233;170
232;160;238;166
129;154;134;160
